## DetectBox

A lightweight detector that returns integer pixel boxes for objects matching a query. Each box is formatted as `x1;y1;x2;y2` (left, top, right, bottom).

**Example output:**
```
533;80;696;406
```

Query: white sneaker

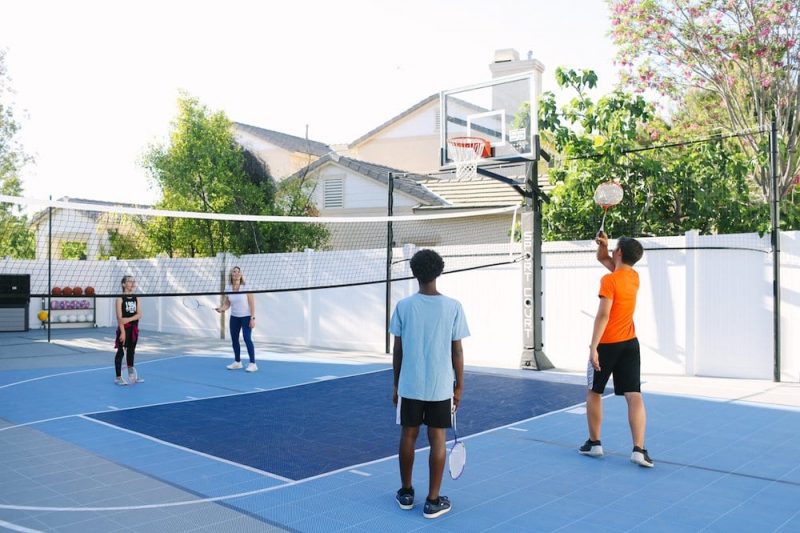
227;361;243;370
114;376;128;386
245;363;258;372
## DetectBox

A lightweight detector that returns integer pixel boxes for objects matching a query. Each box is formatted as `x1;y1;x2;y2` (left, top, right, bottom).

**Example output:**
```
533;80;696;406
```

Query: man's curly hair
410;249;444;283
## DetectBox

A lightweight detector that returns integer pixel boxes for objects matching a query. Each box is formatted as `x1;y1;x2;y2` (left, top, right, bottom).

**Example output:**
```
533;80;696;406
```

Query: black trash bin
0;274;31;332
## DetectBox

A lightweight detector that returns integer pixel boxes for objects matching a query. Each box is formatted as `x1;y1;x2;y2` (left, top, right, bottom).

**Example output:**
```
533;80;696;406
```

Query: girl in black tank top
114;276;142;385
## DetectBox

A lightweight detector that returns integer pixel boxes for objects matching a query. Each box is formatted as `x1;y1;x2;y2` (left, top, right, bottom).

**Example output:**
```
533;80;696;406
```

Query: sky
1;0;619;205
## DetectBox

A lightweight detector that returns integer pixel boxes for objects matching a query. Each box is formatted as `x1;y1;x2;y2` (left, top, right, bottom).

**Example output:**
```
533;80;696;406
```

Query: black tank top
121;295;138;326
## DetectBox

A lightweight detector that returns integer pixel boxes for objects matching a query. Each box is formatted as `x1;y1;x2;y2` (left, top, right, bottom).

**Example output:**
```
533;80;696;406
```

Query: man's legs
586;390;603;441
624;392;646;448
426;426;446;501
399;425;419;489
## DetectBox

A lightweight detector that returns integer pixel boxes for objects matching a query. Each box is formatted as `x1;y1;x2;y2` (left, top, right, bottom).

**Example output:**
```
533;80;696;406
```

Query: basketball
62;287;73;296
37;310;48;322
85;286;95;296
52;286;62;296
73;286;83;296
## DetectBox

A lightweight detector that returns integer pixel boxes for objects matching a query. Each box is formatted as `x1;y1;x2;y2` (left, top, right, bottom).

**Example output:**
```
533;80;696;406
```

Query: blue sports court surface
1;328;799;532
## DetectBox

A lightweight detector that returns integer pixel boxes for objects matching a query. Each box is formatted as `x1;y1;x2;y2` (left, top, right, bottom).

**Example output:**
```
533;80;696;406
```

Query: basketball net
448;137;489;180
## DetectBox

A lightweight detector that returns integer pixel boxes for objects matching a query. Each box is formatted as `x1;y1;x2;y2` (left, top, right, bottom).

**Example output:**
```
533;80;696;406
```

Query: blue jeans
229;315;255;363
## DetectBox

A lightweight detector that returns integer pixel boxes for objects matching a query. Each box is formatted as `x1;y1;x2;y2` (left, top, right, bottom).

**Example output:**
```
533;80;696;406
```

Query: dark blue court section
89;370;586;480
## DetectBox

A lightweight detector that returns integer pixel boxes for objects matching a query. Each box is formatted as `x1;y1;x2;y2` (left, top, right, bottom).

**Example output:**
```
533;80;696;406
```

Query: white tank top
226;285;250;317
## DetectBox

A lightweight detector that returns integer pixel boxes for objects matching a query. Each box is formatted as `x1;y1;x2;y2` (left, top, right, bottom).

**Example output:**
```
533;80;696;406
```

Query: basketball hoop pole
520;134;554;371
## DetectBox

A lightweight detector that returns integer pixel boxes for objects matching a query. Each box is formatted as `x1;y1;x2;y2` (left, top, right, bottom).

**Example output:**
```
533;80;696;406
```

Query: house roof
29;197;153;227
234;122;330;157
417;172;552;209
348;94;438;148
286;154;448;207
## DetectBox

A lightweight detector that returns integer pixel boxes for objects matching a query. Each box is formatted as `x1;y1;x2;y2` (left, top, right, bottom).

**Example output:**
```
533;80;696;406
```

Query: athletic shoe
114;376;128;386
631;446;654;468
579;439;604;457
245;363;258;372
227;361;243;370
423;496;451;519
127;369;143;383
395;487;414;510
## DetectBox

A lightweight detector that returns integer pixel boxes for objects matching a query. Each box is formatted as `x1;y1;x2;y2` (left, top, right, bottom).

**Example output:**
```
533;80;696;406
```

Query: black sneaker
579;439;603;457
395;487;414;510
423;495;451;519
631;446;654;467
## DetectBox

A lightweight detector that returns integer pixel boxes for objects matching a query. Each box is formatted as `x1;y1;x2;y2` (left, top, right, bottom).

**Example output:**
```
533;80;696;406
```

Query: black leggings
114;328;138;376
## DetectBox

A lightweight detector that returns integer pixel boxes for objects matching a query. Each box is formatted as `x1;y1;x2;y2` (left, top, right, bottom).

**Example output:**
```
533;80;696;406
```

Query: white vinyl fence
6;231;799;382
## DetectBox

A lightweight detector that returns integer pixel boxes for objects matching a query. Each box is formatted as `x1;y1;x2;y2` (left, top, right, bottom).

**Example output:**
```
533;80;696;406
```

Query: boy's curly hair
410;249;444;283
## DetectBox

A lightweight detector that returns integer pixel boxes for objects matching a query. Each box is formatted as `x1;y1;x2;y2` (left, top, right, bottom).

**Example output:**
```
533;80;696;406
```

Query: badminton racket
449;406;466;479
593;181;624;235
181;297;207;310
127;366;142;385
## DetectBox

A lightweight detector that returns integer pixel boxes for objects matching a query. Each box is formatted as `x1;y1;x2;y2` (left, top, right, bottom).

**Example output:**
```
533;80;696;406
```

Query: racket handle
598;210;608;235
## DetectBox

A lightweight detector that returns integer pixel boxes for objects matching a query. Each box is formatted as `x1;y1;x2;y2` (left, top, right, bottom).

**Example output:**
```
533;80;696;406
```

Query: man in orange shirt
579;231;653;467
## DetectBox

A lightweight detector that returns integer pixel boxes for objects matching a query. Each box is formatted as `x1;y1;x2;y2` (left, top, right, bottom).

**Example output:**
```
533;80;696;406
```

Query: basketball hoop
448;137;490;179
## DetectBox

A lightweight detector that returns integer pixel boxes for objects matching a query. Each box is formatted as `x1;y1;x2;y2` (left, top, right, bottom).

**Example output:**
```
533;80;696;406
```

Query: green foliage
539;68;767;240
60;241;87;260
142;94;328;257
0;51;34;259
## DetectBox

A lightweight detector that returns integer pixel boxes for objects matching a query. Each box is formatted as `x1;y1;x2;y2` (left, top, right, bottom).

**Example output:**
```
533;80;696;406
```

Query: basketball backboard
440;67;543;170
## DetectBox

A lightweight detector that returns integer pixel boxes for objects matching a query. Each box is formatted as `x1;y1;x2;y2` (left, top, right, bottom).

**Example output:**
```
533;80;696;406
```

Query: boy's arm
451;339;464;409
596;232;615;272
392;336;403;405
589;297;612;371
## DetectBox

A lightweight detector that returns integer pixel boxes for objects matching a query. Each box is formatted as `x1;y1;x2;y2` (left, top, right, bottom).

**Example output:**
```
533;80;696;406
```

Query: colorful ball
85;286;95;296
62;287;73;296
37;310;49;322
72;286;83;296
52;287;62;296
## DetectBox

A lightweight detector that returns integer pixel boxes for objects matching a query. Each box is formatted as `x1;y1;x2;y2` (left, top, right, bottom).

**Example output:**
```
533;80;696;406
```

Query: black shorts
398;397;452;428
587;337;641;395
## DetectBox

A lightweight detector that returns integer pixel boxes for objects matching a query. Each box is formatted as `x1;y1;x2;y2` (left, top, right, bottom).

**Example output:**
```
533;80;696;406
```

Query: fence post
685;230;699;376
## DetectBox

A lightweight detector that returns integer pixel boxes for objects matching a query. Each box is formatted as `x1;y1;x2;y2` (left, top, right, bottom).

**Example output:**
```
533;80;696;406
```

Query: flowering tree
609;0;800;199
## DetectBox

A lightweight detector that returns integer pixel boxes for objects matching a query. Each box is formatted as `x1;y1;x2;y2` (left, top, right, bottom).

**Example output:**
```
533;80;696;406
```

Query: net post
218;252;227;340
386;172;395;354
770;116;781;382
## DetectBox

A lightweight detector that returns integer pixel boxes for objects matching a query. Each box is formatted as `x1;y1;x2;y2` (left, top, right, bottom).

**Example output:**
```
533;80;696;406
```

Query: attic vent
323;178;344;208
434;109;440;133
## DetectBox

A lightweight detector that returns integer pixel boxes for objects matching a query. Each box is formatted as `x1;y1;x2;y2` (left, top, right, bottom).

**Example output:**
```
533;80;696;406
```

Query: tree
608;0;800;200
539;68;764;239
143;94;327;257
0;50;34;258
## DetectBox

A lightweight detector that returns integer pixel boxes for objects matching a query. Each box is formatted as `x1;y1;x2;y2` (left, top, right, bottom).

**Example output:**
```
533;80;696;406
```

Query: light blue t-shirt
389;293;470;401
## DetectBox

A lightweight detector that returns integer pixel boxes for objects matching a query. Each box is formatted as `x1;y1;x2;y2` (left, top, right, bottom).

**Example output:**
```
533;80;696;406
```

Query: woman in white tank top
215;266;257;371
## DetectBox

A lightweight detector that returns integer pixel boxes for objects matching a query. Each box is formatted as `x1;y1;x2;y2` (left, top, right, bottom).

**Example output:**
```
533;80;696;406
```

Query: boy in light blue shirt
390;249;469;519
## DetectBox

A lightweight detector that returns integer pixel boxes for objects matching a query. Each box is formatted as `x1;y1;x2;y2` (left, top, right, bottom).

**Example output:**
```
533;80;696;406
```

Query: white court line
506;427;528;432
0;519;43;532
0;390;591;513
0;367;391;433
0;357;183;390
348;470;371;477
82;415;294;482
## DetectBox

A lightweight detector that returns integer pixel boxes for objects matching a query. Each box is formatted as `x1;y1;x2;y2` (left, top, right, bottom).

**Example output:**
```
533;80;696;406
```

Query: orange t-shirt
598;267;639;344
